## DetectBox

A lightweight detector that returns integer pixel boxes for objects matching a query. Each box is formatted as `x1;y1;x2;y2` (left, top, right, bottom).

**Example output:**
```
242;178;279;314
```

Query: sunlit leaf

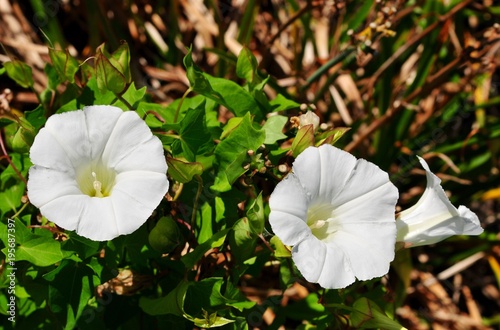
350;298;406;330
4;60;34;88
247;192;264;235
212;113;265;192
167;157;204;183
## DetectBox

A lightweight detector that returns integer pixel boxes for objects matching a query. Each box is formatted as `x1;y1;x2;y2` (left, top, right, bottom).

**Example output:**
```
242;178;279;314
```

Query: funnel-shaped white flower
396;157;483;247
27;105;169;241
269;145;398;289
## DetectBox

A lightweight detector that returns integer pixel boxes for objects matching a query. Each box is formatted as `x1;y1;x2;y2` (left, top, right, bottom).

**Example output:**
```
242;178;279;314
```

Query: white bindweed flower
396;156;483;247
27;105;169;241
269;145;399;289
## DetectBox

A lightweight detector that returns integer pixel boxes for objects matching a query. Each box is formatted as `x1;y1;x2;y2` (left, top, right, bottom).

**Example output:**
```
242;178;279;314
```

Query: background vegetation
0;0;499;329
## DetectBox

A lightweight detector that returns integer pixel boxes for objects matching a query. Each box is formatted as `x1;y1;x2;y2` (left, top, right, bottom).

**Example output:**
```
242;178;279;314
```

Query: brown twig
345;54;466;152
362;0;475;96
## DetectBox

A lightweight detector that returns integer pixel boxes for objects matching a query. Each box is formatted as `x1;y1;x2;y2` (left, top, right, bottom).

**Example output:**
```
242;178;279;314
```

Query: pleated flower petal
269;145;399;289
27;105;169;241
396;156;483;247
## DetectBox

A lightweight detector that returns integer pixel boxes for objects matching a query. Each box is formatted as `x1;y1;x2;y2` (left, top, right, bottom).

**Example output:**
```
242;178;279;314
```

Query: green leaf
212;113;266;192
229;217;257;263
196;201;215;244
184;47;224;101
191;311;235;328
173;105;213;161
291;124;315;157
167;157;204;183
236;46;259;83
4;60;34;88
350;298;407;330
269;94;300;112
224;281;256;311
10;117;36;153
220;117;243;140
45;63;64;89
113;82;147;109
0;179;25;215
316;127;350;146
43;259;97;329
185;278;230;313
16;236;66;267
181;229;230;269
48;48;80;83
204;76;263;120
139;281;191;316
0;218;33;246
62;232;101;260
270;236;291;258
262;115;288;144
24;105;47;130
246;192;264;235
183;49;263;120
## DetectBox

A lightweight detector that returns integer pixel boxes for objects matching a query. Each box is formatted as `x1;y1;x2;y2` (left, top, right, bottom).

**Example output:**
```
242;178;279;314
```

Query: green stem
174;87;193;123
191;174;204;225
12;202;29;219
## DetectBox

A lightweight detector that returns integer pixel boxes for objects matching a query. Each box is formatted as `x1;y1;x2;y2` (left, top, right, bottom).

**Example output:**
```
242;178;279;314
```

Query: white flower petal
27;166;81;207
458;205;483;234
43;109;92;167
77;198;120;241
113;171;168;210
292;236;328;283
39;194;89;232
332;159;397;210
292;145;357;202
112;136;167;173
293;236;356;289
269;211;310;246
29;127;75;173
110;189;158;236
317;244;356;289
269;173;309;220
101;111;155;168
83;105;123;160
41;195;121;241
269;173;311;246
396;157;483;247
332;224;395;280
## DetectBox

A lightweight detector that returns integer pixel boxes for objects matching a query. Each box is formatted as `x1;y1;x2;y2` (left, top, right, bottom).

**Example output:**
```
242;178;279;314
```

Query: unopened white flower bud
298;111;320;131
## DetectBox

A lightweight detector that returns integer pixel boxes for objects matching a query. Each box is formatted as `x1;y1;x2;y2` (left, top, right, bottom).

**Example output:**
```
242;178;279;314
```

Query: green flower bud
148;216;183;254
95;41;131;94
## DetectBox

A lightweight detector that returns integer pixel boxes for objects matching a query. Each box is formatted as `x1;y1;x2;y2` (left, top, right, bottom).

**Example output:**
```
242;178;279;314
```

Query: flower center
76;163;116;198
92;172;104;197
307;203;338;242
